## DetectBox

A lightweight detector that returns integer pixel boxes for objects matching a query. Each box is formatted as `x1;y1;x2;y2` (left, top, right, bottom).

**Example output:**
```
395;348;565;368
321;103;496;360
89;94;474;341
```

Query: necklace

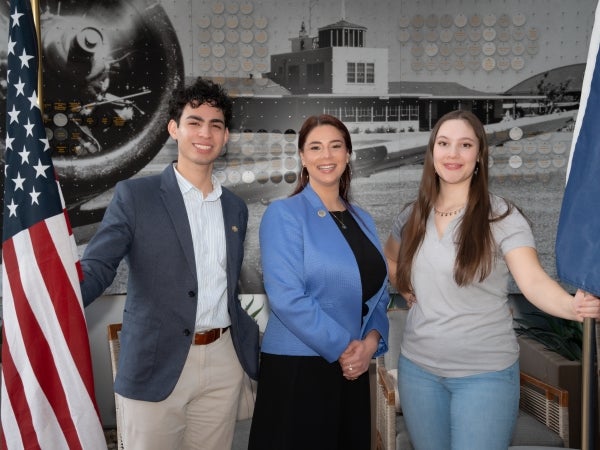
434;206;465;217
330;211;347;230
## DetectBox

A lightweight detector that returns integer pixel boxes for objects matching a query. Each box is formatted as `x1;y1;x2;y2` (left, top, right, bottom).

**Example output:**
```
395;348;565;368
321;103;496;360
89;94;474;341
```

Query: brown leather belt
193;327;230;345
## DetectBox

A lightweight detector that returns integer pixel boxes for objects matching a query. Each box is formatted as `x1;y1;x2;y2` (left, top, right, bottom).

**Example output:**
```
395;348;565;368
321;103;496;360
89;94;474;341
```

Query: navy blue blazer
258;184;389;362
81;165;259;401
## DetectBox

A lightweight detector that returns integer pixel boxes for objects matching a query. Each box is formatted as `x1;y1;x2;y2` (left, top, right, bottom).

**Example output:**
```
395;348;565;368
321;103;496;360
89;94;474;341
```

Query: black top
330;210;387;311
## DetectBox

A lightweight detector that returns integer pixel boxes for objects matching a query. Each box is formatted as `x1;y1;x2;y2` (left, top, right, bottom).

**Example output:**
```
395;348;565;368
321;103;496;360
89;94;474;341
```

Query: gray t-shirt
390;195;535;377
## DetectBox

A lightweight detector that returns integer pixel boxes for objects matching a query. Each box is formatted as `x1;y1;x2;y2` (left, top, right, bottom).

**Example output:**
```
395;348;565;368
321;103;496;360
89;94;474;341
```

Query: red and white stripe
1;210;105;450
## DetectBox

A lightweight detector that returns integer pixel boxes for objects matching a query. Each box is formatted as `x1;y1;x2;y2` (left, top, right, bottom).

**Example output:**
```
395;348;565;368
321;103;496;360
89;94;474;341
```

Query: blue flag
555;6;600;297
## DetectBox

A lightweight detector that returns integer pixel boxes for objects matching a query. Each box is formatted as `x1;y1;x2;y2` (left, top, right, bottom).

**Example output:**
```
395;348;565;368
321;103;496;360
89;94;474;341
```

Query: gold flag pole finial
30;0;43;114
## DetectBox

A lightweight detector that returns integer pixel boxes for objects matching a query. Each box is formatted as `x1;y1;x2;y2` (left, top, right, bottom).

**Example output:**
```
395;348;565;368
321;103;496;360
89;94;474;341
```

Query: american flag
1;0;106;448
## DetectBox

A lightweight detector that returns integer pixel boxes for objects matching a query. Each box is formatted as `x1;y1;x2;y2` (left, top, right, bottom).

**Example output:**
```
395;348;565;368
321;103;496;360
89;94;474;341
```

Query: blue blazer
258;184;389;362
81;165;259;401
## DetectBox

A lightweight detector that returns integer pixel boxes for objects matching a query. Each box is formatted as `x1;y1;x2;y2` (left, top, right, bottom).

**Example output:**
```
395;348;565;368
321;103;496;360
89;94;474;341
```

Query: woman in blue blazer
248;115;389;450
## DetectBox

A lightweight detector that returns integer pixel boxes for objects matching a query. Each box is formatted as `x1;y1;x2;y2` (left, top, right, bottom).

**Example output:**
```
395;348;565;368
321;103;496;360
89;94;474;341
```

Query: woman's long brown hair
396;110;511;292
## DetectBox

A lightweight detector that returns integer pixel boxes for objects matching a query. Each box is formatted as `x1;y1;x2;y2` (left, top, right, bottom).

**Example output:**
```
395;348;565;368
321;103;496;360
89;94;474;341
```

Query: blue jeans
398;355;519;450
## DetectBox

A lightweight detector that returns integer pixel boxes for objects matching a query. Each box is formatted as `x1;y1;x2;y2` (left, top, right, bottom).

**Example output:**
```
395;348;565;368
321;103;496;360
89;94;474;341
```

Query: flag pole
31;0;43;112
581;317;597;450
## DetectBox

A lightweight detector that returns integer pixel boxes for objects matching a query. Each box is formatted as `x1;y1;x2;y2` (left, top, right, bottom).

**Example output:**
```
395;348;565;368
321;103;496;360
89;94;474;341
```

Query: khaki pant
117;331;244;450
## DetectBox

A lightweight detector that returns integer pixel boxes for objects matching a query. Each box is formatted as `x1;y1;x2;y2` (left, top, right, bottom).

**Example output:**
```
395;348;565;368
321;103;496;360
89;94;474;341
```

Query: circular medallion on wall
212;43;226;57
212;1;225;14
526;41;539;55
454;13;467;28
198;29;211;43
439;42;452;56
469;42;481;56
198;43;211;57
469;28;482;41
511;56;525;71
426;14;439;28
482;27;496;41
255;44;268;58
212;29;225;43
528;27;539;40
240;43;254;58
426;29;438;42
198;59;212;72
240;15;254;28
411;58;425;71
241;59;254;72
240;1;254;14
483;13;497;27
213;59;226;72
497;42;511;56
412;14;425;28
255;62;268;72
454;41;468;56
512;42;525;56
497;29;511;42
513;27;525;40
512;12;527;26
425;42;439;57
398;29;411;43
226;29;239;43
411;44;424;57
482;56;496;71
509;126;523;141
498;13;511;27
537;141;552;155
440;28;453;43
411;29;424;42
227;2;239;14
198;15;211;28
497;56;511;71
226;15;239;29
454;29;467;41
241;29;254;43
425;58;438;71
226;43;239;57
255;15;268;29
482;42;496;56
440;14;453;28
255;30;268;43
226;58;240;72
439;57;452;71
454;57;466;71
212;15;225;29
398;15;410;28
469;14;482;27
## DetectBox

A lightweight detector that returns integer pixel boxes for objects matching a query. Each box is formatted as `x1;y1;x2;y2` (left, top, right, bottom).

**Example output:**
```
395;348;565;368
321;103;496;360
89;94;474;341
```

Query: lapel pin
232;225;239;232
317;209;326;218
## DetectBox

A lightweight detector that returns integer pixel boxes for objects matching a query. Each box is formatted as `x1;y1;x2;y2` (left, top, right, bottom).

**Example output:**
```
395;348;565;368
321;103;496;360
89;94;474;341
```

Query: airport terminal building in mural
0;0;596;292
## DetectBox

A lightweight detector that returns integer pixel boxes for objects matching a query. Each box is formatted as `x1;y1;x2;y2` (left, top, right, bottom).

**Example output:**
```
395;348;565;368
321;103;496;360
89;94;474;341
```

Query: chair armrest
376;365;398;450
519;371;569;447
378;365;396;405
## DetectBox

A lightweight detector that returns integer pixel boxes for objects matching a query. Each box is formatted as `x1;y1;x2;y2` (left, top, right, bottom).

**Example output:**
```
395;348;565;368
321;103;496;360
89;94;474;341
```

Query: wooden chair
375;309;570;450
107;323;124;450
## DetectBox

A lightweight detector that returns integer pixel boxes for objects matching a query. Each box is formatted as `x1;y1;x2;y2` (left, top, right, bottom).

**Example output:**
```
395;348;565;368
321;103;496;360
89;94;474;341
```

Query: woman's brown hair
396;110;511;291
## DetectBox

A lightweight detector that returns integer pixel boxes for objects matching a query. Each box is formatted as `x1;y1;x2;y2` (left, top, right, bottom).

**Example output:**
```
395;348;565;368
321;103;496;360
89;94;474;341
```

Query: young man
81;77;259;449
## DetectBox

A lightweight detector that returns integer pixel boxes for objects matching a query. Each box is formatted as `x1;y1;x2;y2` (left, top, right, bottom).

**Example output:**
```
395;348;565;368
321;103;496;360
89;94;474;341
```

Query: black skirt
247;353;371;450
